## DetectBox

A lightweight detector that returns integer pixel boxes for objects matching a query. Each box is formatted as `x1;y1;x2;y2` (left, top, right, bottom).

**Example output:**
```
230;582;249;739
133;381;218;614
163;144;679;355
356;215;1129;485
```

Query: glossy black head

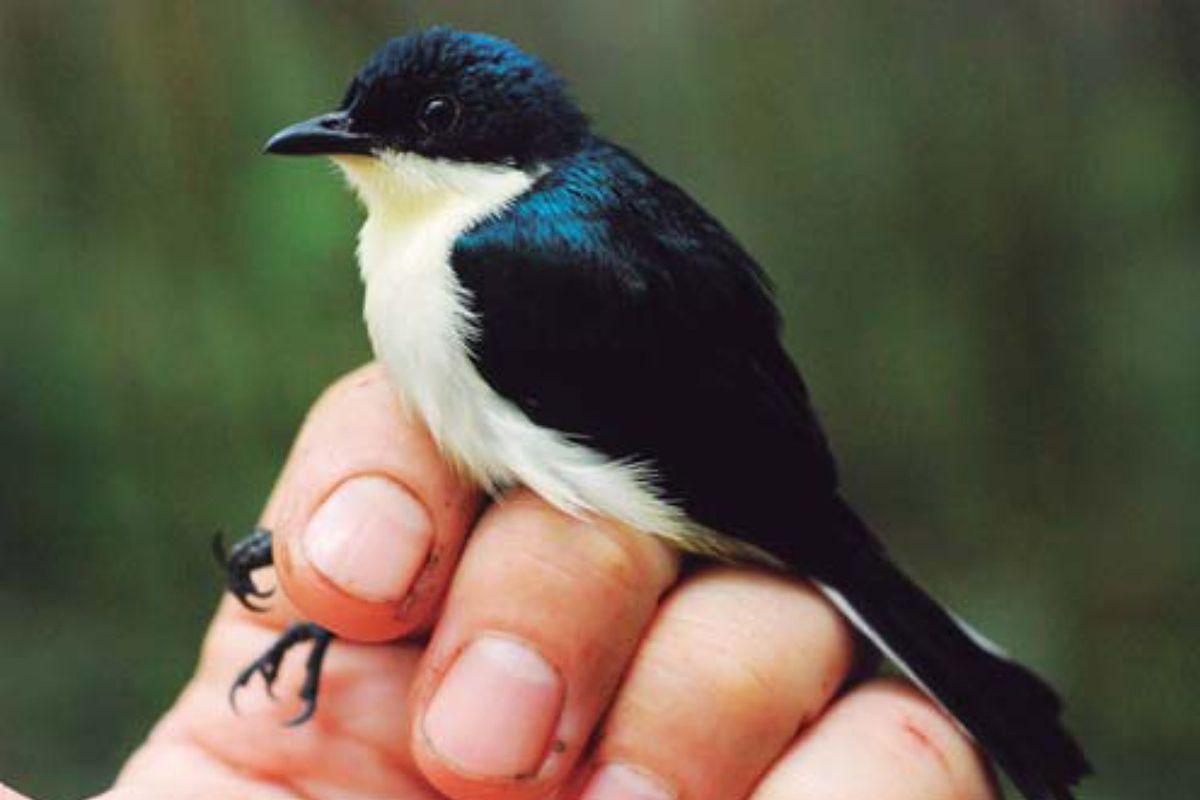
265;27;589;168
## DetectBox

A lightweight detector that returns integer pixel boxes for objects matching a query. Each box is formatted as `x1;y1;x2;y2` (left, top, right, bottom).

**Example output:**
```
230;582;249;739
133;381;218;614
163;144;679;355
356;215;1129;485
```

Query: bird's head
265;27;588;202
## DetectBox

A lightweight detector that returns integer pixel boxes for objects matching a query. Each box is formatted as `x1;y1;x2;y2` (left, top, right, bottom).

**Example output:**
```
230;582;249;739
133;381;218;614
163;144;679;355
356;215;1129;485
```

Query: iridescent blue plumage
452;137;840;545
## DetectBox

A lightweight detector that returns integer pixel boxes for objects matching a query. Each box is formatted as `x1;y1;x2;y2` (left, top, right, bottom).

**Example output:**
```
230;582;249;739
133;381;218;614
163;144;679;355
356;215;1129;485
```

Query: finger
120;609;438;798
751;678;996;800
577;567;857;800
407;490;679;799
0;783;31;800
256;362;481;641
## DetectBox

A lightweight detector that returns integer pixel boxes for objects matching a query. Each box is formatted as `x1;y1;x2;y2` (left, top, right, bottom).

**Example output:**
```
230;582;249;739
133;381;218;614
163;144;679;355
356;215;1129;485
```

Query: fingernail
422;635;564;778
303;476;433;602
582;763;675;800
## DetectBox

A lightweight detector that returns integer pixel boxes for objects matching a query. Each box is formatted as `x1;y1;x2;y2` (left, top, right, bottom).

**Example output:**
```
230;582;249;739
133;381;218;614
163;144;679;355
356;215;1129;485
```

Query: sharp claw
217;529;275;612
228;663;278;714
229;575;274;612
241;598;268;613
228;679;246;714
285;700;317;727
233;591;269;613
211;532;230;568
241;582;274;599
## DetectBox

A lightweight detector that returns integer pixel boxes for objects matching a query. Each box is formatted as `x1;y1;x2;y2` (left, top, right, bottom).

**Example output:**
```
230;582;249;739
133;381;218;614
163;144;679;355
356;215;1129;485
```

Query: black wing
453;143;1094;800
453;140;839;553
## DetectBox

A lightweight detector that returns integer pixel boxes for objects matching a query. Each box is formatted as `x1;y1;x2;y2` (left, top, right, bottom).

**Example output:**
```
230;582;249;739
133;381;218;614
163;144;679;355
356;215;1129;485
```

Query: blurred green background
1;1;1196;797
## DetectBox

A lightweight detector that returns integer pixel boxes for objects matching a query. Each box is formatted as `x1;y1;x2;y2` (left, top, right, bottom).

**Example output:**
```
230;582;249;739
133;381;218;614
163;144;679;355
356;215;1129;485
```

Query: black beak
263;111;376;156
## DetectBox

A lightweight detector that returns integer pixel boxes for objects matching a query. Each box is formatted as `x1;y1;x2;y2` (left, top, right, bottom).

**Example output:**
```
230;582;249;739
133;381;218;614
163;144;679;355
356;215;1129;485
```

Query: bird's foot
229;622;334;726
213;527;275;611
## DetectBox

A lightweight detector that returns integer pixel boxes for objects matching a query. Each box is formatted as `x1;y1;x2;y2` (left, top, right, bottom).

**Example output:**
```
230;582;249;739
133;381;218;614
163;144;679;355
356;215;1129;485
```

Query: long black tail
812;499;1091;800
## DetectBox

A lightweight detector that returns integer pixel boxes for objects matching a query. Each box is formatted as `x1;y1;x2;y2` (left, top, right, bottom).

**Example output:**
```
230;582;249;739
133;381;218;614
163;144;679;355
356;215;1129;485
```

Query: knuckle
297;364;388;443
653;569;854;703
312;362;385;414
678;569;848;647
694;644;779;710
573;520;676;596
648;606;781;714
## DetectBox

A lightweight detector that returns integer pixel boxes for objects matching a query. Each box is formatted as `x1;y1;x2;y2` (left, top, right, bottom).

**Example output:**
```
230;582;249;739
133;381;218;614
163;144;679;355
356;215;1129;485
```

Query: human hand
37;364;995;800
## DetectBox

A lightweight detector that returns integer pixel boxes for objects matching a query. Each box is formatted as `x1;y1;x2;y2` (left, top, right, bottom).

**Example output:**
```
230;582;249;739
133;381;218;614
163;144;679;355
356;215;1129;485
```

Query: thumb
258;363;482;641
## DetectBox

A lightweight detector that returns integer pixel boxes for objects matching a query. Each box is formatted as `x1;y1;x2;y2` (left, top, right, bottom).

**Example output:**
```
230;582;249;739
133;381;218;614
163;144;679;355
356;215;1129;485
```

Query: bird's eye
417;95;460;135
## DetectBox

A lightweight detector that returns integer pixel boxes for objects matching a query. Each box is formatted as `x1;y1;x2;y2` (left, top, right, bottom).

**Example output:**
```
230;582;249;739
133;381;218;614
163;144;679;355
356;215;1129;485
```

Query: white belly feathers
334;151;778;564
337;152;686;534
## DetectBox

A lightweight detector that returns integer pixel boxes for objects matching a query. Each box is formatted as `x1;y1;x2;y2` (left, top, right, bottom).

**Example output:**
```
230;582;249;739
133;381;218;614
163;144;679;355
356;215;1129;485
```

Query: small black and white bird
226;26;1090;799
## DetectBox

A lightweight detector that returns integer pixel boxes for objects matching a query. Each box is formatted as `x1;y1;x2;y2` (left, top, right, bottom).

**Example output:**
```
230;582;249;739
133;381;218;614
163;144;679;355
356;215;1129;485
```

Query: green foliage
1;2;1196;797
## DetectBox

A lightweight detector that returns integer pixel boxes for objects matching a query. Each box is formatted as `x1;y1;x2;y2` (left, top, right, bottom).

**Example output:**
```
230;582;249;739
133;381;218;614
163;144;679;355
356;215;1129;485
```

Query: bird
223;25;1090;800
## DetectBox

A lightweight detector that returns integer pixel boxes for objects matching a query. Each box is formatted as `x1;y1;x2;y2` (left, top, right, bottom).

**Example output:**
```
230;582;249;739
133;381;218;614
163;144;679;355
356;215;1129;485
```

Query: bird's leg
229;622;335;726
217;529;335;725
212;527;275;611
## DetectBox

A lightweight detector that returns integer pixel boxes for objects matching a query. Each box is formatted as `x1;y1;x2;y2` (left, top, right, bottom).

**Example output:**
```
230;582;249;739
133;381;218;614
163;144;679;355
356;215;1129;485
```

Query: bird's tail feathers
814;500;1091;800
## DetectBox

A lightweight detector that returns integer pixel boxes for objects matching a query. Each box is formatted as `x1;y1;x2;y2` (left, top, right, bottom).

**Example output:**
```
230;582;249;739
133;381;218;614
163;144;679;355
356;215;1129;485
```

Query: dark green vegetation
1;2;1196;797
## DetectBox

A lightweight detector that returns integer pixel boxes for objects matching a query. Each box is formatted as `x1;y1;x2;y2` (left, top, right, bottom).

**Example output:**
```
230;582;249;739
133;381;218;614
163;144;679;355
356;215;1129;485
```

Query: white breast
334;151;776;564
336;153;682;531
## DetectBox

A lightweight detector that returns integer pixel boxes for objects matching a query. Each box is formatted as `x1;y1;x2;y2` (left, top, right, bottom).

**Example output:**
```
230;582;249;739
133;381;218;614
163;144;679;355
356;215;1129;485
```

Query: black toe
213;528;276;612
228;622;335;726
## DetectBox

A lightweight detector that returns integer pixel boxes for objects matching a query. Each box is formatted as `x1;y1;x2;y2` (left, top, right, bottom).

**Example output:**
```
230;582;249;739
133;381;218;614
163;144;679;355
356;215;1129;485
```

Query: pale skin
2;364;996;800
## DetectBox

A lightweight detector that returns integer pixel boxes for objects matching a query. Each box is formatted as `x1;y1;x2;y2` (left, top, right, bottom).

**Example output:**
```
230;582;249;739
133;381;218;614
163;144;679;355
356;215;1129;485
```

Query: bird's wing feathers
452;141;838;547
450;142;1089;800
